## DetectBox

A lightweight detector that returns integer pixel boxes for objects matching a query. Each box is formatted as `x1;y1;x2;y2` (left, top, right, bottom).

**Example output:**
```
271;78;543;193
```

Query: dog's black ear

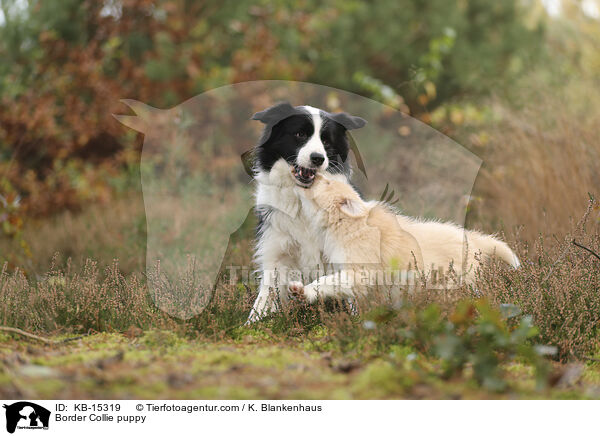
330;112;367;130
252;102;297;125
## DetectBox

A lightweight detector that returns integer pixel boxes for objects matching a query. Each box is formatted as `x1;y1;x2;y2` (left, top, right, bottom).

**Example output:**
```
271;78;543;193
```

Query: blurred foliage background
0;0;599;272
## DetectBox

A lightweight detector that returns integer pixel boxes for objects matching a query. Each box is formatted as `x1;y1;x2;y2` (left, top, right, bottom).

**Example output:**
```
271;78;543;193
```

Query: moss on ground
0;331;599;399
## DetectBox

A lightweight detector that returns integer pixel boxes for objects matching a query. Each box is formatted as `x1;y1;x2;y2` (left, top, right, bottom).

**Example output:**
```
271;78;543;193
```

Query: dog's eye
295;132;307;139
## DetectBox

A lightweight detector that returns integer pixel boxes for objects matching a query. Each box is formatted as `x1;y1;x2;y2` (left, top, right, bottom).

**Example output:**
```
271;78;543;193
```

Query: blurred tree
0;0;544;217
303;0;544;111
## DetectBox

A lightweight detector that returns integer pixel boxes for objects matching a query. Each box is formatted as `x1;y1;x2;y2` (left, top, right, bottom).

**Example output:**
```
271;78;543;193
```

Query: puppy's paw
288;281;306;301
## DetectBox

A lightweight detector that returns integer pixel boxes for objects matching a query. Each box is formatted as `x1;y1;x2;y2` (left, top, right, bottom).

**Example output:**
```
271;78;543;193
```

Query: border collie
287;174;521;303
247;102;366;322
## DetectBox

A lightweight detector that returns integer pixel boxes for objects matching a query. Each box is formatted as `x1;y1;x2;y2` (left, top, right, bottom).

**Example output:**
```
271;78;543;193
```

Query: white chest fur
254;161;327;276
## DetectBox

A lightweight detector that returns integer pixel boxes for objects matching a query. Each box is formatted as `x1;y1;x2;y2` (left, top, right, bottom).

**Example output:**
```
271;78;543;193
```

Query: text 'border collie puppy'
247;102;366;323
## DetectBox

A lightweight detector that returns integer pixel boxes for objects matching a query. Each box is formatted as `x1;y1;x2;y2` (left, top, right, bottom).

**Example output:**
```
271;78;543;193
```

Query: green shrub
402;300;551;391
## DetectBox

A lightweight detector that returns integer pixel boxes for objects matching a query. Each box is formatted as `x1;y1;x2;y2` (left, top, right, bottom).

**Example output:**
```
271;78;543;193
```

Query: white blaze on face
296;105;329;170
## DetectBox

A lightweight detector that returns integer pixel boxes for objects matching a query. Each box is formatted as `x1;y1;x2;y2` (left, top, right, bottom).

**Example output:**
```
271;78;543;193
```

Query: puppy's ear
339;198;367;217
252;102;297;125
330;112;367;130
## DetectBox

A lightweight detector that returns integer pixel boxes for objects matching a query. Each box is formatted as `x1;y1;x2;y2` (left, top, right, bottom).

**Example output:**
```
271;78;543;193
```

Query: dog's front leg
247;213;306;323
246;265;293;323
289;269;356;303
246;285;276;324
247;232;303;323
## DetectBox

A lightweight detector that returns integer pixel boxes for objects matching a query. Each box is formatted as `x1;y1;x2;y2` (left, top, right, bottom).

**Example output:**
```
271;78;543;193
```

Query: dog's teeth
292;165;316;186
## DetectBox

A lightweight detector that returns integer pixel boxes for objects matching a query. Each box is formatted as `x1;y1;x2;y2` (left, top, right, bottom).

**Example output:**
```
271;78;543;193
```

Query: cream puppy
290;175;520;302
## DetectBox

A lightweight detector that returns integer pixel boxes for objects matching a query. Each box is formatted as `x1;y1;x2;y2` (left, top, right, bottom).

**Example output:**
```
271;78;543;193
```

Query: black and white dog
247;102;366;323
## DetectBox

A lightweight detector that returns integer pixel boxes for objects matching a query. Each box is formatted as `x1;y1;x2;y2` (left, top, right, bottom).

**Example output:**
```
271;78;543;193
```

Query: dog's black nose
310;153;325;166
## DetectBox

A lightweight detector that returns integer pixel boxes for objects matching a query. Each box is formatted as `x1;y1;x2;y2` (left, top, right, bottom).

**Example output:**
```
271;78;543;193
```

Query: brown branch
572;239;600;262
0;326;87;344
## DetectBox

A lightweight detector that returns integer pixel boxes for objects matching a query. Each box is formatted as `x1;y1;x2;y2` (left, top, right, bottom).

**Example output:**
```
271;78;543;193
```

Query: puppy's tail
471;233;521;269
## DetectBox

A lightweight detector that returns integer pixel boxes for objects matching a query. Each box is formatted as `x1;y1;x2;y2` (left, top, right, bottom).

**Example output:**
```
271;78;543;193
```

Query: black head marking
251;102;298;125
252;103;367;177
329;112;367;130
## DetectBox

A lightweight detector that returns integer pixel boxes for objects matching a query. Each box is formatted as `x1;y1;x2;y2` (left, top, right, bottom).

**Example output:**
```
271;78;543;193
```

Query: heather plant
0;257;172;334
475;199;600;361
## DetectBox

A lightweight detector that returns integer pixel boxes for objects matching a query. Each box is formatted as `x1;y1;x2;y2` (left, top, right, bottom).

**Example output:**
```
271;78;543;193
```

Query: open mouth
291;164;316;187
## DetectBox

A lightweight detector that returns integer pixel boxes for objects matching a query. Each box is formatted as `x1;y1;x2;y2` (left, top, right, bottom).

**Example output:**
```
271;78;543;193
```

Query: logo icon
3;402;50;434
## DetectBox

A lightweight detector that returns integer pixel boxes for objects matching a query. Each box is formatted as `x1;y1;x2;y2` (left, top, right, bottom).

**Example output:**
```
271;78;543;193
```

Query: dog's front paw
288;281;306;302
289;281;319;303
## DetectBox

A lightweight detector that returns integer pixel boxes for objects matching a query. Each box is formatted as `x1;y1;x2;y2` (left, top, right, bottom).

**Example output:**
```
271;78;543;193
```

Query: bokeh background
1;0;599;274
1;1;600;401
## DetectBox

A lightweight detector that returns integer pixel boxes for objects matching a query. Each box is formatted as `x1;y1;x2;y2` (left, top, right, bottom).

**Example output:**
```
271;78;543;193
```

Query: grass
460;80;600;242
2;329;600;400
0;193;147;275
